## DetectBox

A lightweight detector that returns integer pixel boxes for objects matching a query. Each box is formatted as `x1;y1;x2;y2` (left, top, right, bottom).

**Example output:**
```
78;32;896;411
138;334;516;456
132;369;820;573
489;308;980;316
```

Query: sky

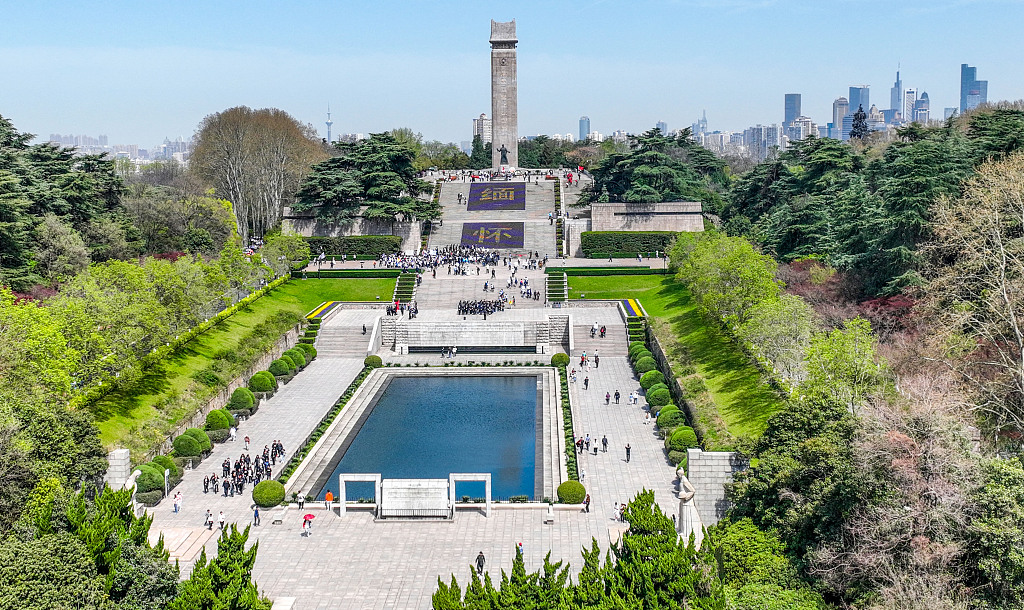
1;0;1022;148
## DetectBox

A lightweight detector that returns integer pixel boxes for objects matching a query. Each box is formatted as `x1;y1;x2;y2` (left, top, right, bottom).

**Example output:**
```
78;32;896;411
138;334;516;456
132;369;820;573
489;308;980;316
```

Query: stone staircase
546;273;567;302
150;527;217;565
317;324;372;357
572;322;629;355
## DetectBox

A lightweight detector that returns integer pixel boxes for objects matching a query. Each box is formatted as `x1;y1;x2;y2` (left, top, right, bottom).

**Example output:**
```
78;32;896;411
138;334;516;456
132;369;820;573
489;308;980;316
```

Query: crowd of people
458;299;505;316
202;439;286;499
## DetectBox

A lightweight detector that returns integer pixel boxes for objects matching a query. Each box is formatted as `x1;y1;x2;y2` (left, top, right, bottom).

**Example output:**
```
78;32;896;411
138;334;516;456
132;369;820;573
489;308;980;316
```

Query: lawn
568;275;783;439
93;278;395;454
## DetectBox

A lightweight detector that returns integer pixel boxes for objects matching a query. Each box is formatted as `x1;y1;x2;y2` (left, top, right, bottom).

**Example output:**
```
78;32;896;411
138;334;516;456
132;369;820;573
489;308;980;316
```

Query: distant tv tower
325;104;333;143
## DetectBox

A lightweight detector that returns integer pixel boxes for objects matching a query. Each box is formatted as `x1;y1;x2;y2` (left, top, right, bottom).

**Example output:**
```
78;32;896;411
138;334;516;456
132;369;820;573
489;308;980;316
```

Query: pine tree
850;104;870;140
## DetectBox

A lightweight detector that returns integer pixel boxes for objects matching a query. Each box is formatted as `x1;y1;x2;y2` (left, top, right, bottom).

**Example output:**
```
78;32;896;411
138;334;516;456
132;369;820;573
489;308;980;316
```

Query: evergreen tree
169;524;271;610
849;105;870;140
469;135;491;169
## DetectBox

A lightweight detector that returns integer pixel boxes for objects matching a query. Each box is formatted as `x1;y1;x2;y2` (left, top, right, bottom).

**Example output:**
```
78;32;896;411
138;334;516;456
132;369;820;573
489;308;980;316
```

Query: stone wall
282;213;421;254
548;315;570;351
685;448;746;526
148;322;303;460
591;201;704;233
565;218;590;257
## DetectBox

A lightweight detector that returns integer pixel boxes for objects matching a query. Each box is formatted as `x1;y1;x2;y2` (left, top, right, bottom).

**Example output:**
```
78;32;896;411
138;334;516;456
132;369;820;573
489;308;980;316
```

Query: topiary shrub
205;409;232;431
640;370;665;390
228;387;255;410
634;357;658;374
284;348;306;368
628;341;646;354
657;408;684;430
630;349;653;364
184;428;212;452
134;490;164;506
208;429;230;443
269;358;292;376
248;371;277;392
667;426;699;452
172;434;202;457
556;480;586;504
647;388;671;407
668;451;688;467
135;468;164;493
364;355;383;368
647;382;669;395
298;343;317;359
252;480;286;508
650;402;675;417
550;353;570;367
152;455;180;477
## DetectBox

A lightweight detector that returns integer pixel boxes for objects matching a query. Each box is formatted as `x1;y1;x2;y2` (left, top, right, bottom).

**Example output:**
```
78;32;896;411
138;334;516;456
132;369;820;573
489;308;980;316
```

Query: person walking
253;506;260;526
244;435;249;451
614;390;620;404
324;489;334;512
583;376;589;390
602;435;608;452
594;353;600;368
218;511;225;529
297;492;305;511
476;551;486;575
584;493;591;513
173;492;181;513
302;518;311;537
625;444;631;463
580;468;586;482
205;509;213;530
605;391;610;405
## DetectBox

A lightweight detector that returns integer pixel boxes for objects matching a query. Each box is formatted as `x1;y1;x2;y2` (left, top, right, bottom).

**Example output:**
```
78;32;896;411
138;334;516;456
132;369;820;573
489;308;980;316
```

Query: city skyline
1;1;1021;147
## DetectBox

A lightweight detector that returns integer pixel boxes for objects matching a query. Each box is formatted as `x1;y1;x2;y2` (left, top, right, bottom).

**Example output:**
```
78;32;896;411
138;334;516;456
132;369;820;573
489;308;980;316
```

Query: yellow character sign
478;187;517;202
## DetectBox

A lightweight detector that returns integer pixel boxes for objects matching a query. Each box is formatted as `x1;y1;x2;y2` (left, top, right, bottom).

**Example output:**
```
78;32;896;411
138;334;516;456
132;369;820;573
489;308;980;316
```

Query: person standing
297;492;305;511
605;392;610;405
218;511;225;529
476;551;486;575
625;444;631;463
580;468;586;482
244;435;249;451
324;489;334;512
253;506;260;526
583;376;589;390
614;390;620;404
602;435;608;452
205;509;213;530
584;493;591;513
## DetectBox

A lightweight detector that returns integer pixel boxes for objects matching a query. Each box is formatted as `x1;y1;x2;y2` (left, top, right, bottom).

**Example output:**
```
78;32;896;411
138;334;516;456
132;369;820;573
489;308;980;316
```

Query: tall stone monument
490;20;518;169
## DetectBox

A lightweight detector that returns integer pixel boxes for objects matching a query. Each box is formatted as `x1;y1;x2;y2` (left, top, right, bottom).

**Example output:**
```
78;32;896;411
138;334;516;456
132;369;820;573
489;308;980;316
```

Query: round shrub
172;434;202;457
550;353;570;367
364;355;383;368
640;370;665;390
647;388;672;407
668;426;699;452
134;490;164;506
649;402;675;417
152;455;180;477
657;408;684;430
228;387;255;410
252;480;286;508
628;341;646;353
630;349;653;364
135;468;164;493
647;382;669;395
268;358;292;377
205;409;231;431
184;428;212;452
634;357;658;374
281;354;299;370
668;450;688;467
285;348;306;367
556;480;586;504
298;343;317;359
248;371;277;392
208;429;230;443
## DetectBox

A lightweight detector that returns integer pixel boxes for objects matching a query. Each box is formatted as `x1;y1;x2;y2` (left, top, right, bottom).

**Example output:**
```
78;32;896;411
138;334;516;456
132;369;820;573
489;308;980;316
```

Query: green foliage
248;371;277;392
640;370;665;389
284;348;306;368
964;458;1024;606
204;409;232;431
152;455;180;477
303;235;402;257
580;231;678;255
802;317;884;412
297;342;317;359
135;469;165;494
251;480;285;508
657;407;684;430
228;387;255;410
172;434;202;458
169;524;271;610
364;355;383;368
647;387;672;406
647;382;669;394
701;518;799;588
634;356;658;373
0;533;107;609
628;340;646;353
550;353;570;367
556;480;586;504
667;426;699;451
183;428;212;452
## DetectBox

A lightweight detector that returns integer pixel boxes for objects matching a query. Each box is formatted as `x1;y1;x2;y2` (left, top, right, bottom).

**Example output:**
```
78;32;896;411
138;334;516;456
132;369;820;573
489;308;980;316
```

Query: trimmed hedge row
291;269;402;279
548;267;669;276
579;231;677;256
304;235;402;257
557;365;579;481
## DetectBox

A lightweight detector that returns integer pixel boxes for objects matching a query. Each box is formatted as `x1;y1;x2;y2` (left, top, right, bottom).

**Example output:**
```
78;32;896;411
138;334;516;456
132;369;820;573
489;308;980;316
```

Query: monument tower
489;20;518;169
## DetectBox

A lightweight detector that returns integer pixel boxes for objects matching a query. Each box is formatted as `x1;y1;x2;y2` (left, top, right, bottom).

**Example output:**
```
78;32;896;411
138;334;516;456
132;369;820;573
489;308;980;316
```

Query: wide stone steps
317;326;372;357
572;324;629;355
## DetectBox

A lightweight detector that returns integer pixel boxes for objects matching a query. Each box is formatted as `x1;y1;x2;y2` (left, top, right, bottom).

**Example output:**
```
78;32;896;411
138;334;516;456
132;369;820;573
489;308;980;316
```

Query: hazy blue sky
1;0;1021;148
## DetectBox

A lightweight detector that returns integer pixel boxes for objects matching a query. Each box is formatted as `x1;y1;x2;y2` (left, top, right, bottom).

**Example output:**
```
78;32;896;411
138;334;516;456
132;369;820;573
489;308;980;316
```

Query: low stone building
590;201;704;232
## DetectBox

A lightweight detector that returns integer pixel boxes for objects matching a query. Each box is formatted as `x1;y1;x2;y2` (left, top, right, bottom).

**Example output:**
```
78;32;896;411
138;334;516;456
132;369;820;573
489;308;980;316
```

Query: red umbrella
303;514;316;520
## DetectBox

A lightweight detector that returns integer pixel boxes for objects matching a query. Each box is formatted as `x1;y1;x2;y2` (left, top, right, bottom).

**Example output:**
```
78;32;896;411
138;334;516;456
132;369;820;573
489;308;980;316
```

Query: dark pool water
319;375;537;501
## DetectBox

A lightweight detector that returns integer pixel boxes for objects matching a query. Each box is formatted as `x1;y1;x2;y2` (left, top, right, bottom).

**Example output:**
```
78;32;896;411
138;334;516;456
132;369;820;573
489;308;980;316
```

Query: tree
34;213;91;283
260;233;310;277
736;293;816;385
0;533;106;610
850;104;870;140
469;135;491;169
191;106;326;241
802;317;885;412
169;524;272;610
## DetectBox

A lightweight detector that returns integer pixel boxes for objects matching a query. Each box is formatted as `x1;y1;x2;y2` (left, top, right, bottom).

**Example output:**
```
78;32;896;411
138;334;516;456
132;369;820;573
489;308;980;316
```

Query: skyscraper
913;92;930;123
692;110;708;137
832;97;849;139
579;116;590;142
473;113;492;143
904;88;917;123
784;94;801;127
849;86;870;117
960;63;988;112
656;120;668;135
890;70;903;115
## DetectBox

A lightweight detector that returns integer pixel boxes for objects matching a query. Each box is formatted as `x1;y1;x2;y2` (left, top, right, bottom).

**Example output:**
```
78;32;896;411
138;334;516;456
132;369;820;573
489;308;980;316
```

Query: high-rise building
784;94;801;127
849;86;870;117
473;113;492;143
904;88;917;122
656;120;668;135
579;116;590;142
913;92;930;123
890;70;903;115
787;116;817;142
744;124;782;161
832;97;849;139
691;110;708;137
325;105;333;143
960;63;988;112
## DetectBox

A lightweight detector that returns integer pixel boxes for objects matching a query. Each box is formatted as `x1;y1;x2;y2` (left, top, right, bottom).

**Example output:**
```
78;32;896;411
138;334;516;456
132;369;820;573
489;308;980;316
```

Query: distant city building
849;86;870;119
832;97;849;139
944;107;958;120
691;110;708;137
587;130;605;142
868;105;886;132
786;115;817;143
336;133;365;143
784;93;801;127
579;116;590;142
913;92;930;123
904;88;918;123
890;70;903;116
611;130;629;143
744;124;781;161
960;63;988;112
473;113;492;143
656;120;668;135
325;106;333;143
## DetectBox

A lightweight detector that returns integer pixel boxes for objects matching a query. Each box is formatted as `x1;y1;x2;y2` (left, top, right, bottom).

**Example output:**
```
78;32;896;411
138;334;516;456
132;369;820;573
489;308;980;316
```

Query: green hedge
268;359;292;377
248;371;277;392
298;343;317;359
556;480;586;504
364;355;382;368
252;480;286;507
550;353;570;367
292;269;402;279
657;407;684;430
184;428;212;452
172;434;202;457
208;429;230;443
640;370;665;389
305;235;401;257
631;349;653;364
284;348;307;368
152;455;180;477
134;490;164;506
579;231;677;256
647;388;672;406
551;267;669;276
228;387;255;410
204;409;232;431
634;357;658;374
667;426;698;452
